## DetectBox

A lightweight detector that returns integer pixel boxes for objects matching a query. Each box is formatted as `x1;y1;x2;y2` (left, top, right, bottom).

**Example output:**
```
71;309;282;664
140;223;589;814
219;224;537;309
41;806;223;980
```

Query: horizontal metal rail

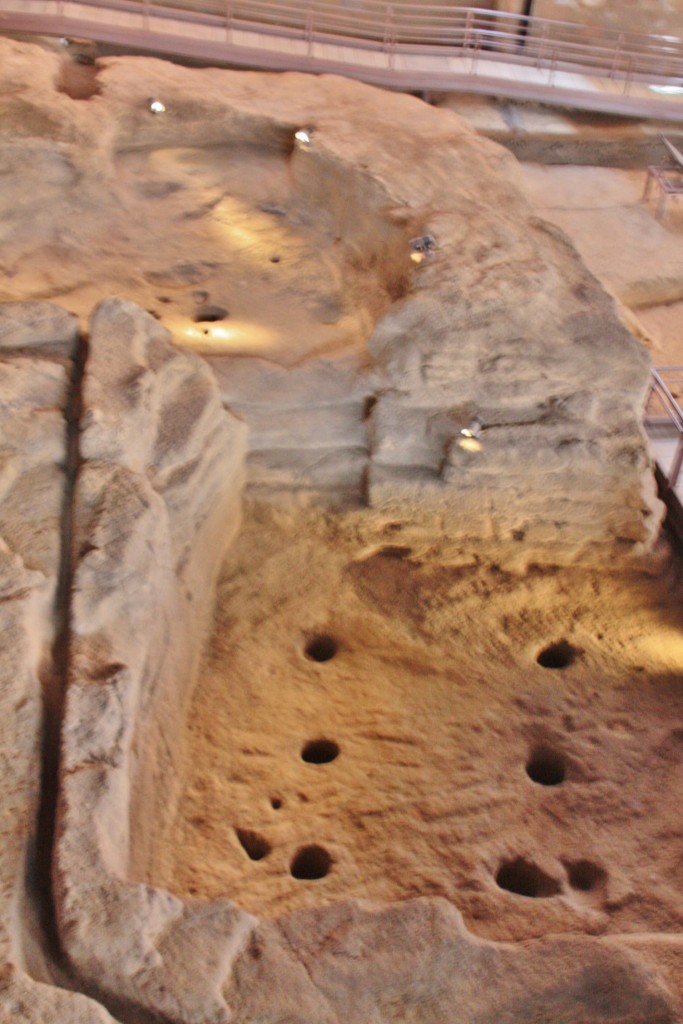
645;367;683;489
3;0;683;115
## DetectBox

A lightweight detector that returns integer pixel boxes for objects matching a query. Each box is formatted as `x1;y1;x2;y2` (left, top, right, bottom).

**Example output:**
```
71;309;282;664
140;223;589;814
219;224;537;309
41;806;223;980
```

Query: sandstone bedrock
0;33;678;1024
0;34;663;565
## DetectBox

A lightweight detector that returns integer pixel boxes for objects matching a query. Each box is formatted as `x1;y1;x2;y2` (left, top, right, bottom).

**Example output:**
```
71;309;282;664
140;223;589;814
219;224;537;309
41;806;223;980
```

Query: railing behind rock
4;0;683;95
645;367;683;490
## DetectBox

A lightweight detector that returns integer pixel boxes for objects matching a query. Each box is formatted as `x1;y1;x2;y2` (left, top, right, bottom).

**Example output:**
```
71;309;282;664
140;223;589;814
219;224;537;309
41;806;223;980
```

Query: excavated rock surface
0;33;680;1024
156;504;683;943
0;34;662;563
55;298;249;1022
0;302;119;1021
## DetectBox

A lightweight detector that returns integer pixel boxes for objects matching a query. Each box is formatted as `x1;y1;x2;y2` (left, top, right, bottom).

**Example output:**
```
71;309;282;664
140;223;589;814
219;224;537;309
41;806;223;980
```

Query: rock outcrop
0;35;663;562
0;34;677;1024
55;299;250;1021
0;301;119;1021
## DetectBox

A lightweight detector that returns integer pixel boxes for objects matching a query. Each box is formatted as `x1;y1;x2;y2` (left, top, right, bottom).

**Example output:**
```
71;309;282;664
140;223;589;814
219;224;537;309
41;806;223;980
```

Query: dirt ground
154;502;683;946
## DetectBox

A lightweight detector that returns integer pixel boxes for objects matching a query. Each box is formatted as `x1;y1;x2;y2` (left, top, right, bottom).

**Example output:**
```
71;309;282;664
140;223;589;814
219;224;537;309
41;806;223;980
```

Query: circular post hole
301;739;340;764
290;845;332;880
304;634;338;663
526;746;566;786
536;640;578;669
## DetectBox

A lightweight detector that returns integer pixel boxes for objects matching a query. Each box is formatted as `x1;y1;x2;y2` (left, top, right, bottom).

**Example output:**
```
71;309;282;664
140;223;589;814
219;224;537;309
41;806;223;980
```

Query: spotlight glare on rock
149;100;166;114
294;128;312;146
457;436;482;453
460;417;482;440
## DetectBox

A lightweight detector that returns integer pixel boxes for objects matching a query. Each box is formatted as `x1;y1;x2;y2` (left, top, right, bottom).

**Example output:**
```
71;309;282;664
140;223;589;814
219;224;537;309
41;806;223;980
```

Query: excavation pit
2;38;681;1024
150;508;683;945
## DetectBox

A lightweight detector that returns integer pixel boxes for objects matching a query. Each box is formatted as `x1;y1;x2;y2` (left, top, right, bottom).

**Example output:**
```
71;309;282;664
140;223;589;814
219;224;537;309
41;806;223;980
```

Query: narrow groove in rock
31;332;87;969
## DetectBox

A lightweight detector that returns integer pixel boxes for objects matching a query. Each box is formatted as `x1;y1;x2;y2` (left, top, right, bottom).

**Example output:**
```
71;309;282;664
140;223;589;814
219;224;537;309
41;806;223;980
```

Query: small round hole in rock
235;828;271;862
270;797;282;810
304;634;338;663
270;255;281;263
194;304;228;323
526;746;566;786
536;640;578;669
566;860;605;892
290;845;332;880
301;739;340;764
496;857;561;898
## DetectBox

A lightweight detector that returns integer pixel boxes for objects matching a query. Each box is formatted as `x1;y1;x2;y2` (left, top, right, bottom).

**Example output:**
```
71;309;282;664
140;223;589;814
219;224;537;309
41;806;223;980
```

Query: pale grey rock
212;352;375;408
0;966;120;1023
0;304;118;1023
0;301;78;354
56;299;253;1022
247;446;368;497
225;899;677;1024
239;401;367;452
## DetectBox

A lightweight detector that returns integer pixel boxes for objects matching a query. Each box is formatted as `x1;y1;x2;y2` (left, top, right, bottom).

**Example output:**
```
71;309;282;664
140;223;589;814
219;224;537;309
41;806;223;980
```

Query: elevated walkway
2;0;683;121
645;367;683;538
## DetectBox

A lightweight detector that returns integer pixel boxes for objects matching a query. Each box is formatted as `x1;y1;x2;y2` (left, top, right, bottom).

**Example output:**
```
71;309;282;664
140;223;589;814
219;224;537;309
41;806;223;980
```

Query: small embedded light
149;100;166;114
460;417;482;440
410;252;425;264
295;128;313;146
409;234;436;255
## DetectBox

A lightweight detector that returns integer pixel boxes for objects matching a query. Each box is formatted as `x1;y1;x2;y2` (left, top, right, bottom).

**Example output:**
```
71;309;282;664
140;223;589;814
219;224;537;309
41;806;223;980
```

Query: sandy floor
1;139;386;366
154;503;683;944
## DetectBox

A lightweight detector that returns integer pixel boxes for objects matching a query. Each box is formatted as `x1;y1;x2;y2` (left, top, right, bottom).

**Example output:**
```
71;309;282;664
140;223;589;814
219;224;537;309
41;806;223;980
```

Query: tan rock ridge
0;301;119;1021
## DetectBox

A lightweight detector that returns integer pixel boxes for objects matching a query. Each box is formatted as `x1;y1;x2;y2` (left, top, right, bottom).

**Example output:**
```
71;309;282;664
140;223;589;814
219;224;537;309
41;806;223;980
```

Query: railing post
670;436;683;488
623;55;634;94
609;32;623;79
536;23;549;69
306;4;313;58
383;5;396;69
463;8;473;50
548;46;557;84
473;29;482;74
225;0;233;44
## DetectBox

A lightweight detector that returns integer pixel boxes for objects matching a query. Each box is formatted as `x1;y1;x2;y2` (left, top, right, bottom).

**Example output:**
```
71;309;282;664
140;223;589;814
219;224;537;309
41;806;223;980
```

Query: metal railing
3;0;683;95
645;367;683;489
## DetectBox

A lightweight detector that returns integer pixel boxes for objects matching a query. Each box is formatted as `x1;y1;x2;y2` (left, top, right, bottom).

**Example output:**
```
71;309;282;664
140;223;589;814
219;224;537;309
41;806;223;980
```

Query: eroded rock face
55;299;250;1021
0;34;663;562
0;302;120;1021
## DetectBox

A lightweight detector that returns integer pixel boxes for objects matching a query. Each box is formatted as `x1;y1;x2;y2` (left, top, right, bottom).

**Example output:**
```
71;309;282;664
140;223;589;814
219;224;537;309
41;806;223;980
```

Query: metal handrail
4;0;683;87
646;367;683;489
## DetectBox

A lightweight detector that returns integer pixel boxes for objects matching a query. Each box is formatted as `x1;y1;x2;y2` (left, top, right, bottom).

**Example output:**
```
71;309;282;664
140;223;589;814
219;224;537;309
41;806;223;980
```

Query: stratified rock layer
55;299;251;1022
0;302;119;1022
0;34;663;563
